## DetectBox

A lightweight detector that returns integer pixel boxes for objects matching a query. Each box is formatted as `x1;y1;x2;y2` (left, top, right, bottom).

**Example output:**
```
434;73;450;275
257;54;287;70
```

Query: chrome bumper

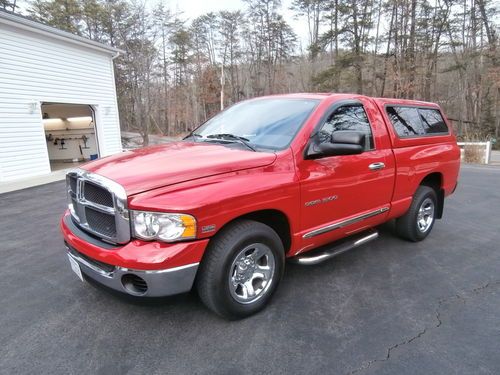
66;246;199;297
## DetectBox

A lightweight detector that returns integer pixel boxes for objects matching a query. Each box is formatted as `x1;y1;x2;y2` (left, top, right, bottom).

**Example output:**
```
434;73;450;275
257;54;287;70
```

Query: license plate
67;254;84;282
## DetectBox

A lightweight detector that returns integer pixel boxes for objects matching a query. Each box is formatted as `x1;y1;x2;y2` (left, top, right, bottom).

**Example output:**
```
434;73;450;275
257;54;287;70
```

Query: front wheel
396;186;437;242
196;220;284;320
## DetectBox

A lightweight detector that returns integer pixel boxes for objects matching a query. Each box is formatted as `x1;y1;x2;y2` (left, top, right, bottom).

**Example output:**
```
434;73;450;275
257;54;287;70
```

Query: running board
289;229;379;265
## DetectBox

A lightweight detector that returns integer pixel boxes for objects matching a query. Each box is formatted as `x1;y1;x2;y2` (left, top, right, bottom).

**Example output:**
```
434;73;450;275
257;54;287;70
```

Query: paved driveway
0;165;499;374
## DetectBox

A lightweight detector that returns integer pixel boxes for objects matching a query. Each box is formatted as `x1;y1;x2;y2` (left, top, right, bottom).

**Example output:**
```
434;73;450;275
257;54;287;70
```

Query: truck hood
83;142;277;195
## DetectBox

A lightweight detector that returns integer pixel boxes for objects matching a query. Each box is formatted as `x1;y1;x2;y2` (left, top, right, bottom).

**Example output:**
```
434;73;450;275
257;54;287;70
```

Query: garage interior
42;103;98;171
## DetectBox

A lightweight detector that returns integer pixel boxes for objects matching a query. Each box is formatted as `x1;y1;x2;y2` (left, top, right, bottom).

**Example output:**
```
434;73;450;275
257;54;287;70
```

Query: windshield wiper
206;133;256;151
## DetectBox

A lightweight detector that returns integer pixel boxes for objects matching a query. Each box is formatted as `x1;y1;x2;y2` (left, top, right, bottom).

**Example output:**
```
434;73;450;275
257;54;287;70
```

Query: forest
1;0;499;145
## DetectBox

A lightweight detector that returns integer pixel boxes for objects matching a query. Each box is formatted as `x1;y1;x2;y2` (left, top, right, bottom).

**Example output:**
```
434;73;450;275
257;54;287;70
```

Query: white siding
0;23;121;182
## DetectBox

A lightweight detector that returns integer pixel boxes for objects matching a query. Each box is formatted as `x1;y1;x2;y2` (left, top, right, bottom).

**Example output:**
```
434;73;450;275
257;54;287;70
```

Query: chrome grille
66;169;130;244
84;182;113;207
85;207;117;238
69;175;77;193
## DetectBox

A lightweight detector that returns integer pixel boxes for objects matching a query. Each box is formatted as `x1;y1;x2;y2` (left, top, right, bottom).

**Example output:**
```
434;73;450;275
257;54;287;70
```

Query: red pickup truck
61;93;460;319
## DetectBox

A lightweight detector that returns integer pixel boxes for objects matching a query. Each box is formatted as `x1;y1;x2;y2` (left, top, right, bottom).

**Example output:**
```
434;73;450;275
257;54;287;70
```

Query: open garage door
41;103;99;172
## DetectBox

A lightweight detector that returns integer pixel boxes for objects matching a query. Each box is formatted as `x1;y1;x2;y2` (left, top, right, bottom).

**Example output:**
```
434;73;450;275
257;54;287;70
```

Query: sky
169;0;308;45
18;0;310;47
170;0;310;47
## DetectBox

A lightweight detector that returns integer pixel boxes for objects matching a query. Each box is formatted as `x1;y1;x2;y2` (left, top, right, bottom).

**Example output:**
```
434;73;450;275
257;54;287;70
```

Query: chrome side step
289;229;379;265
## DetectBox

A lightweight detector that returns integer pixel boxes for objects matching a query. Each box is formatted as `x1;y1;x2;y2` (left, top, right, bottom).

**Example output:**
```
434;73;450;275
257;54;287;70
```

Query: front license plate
67;254;84;282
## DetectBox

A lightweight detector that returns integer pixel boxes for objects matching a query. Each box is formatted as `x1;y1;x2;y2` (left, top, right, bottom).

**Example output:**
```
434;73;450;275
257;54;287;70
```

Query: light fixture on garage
67;116;93;122
28;102;38;114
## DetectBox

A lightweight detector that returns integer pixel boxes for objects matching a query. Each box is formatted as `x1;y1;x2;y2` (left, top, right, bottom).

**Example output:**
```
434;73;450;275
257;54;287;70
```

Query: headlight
131;211;196;242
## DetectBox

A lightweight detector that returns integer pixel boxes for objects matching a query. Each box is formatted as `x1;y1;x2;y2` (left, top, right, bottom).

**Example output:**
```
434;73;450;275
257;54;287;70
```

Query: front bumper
66;244;199;296
61;212;209;297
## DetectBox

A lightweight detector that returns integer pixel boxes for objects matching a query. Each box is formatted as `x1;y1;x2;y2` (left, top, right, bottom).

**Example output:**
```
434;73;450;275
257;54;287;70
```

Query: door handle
369;162;385;171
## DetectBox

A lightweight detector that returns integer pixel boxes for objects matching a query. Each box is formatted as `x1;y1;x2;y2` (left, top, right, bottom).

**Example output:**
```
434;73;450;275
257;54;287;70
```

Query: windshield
189;98;319;150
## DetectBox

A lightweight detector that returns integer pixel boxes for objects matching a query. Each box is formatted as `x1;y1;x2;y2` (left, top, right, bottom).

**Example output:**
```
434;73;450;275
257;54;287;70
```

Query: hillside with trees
4;0;499;145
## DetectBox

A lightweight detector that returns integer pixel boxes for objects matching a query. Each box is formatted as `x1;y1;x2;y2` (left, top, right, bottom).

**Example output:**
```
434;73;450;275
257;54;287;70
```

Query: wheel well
227;210;292;253
420;172;444;219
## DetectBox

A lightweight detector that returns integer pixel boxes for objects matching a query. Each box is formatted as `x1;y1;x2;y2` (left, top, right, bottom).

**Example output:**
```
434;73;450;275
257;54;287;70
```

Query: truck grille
69;175;77;193
84;182;114;207
85;207;117;238
66;169;130;244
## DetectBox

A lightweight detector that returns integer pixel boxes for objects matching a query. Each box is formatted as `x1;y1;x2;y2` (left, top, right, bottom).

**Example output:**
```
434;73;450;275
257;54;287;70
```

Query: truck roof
371;96;440;108
260;93;441;108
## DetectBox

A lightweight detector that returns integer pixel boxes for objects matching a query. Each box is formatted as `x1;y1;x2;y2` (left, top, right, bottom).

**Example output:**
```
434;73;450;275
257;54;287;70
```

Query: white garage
0;11;123;182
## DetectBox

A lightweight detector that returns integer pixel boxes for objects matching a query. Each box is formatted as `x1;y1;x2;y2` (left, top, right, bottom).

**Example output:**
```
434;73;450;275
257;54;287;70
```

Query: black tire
396;186;438;242
196;219;285;320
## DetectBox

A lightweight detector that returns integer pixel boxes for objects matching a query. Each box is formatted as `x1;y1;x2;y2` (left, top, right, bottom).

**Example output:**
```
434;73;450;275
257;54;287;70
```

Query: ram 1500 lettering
61;93;460;319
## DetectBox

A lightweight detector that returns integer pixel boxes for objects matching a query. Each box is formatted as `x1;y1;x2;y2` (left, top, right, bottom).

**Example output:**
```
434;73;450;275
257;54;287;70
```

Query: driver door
297;100;395;249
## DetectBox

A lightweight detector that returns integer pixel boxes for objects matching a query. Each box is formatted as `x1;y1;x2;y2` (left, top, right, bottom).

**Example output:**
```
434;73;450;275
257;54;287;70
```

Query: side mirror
306;131;365;159
317;142;364;157
331;131;365;146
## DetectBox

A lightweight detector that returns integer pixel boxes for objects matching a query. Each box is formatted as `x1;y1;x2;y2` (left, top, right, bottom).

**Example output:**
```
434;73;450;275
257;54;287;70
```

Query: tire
196;219;285;320
396;186;437;242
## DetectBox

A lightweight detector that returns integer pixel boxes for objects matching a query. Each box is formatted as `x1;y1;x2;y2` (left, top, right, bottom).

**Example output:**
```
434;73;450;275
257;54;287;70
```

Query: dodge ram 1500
61;93;460;319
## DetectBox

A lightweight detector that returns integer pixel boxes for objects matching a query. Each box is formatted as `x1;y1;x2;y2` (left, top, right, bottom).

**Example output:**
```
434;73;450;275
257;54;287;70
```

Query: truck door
297;98;395;249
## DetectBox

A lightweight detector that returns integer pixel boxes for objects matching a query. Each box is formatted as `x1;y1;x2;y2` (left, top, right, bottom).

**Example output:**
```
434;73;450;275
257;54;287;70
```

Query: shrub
463;144;484;163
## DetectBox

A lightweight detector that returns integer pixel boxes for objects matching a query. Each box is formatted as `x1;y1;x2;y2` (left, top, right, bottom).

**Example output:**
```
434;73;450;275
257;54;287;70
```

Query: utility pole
220;64;225;111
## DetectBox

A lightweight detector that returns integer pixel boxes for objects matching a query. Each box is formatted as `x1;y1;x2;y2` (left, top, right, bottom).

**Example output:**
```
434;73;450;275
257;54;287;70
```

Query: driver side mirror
306;131;365;159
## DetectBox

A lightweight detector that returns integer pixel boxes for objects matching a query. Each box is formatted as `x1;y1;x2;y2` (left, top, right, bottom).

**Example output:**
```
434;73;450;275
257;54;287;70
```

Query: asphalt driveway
0;165;499;374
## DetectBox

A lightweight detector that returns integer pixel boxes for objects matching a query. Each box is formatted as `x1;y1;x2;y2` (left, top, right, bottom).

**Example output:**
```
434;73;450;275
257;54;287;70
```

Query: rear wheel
196;220;284;320
396;186;437;242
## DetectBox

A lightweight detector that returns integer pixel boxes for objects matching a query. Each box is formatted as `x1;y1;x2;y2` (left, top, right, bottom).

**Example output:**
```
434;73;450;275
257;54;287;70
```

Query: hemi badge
201;224;216;233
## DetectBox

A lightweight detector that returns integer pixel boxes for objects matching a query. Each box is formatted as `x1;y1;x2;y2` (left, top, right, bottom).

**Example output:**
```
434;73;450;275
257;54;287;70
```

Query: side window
418;108;449;134
386;106;449;137
318;105;374;151
386;106;425;137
